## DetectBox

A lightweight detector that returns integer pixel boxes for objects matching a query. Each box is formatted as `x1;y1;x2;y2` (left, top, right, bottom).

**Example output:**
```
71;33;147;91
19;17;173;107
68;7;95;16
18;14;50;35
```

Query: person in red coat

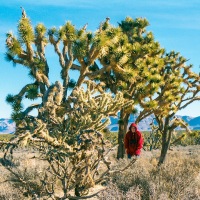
124;123;144;159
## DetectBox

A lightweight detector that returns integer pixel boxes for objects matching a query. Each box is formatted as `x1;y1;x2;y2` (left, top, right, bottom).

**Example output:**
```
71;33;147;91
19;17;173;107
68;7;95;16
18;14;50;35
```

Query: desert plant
139;53;200;164
1;85;135;199
144;119;162;151
1;9;137;199
179;131;200;145
0;134;14;141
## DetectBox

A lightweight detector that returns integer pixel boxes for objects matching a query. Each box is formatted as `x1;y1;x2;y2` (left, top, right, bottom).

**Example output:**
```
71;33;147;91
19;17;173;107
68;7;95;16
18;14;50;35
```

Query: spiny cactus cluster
1;83;133;199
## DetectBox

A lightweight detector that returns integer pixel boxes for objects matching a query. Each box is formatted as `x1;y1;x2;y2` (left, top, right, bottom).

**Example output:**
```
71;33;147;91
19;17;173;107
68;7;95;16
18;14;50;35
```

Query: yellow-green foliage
102;129;118;146
0;134;14;142
18;18;34;44
175;130;200;146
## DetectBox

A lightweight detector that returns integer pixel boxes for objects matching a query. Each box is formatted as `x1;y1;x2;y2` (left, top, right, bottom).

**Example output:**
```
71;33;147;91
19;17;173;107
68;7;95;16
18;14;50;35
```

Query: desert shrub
97;183;124;199
109;158;154;200
166;131;200;147
95;156;149;199
143;130;200;150
1;143;199;199
7;166;47;198
0;182;24;200
97;183;143;200
142;131;161;151
150;152;200;199
0;151;50;199
0;134;14;141
1;87;133;199
99;149;200;200
103;129;118;146
179;131;200;146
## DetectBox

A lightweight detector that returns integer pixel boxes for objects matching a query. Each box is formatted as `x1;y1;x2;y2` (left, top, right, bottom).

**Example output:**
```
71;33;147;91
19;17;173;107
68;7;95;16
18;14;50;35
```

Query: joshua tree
93;17;165;158
138;51;200;164
96;17;200;161
2;10;135;199
5;10;167;162
4;11;133;120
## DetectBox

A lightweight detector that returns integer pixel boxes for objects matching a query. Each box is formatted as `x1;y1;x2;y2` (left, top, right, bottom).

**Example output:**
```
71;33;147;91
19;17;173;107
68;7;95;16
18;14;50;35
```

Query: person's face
131;126;136;132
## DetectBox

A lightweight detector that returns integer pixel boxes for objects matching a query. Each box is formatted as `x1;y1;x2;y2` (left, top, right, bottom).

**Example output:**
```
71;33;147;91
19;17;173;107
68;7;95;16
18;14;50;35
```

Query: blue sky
0;0;200;118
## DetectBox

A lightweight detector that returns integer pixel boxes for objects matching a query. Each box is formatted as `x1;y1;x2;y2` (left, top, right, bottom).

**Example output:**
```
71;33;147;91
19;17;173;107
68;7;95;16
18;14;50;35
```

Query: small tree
139;51;200;164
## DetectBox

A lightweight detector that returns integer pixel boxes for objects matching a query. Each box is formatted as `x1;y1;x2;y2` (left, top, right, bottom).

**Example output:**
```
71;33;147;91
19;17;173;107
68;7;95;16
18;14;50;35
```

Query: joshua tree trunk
117;110;130;159
158;129;172;165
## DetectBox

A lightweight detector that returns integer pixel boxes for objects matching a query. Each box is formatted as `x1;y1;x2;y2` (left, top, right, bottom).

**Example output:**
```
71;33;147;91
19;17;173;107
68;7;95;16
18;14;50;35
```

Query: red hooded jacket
124;123;143;156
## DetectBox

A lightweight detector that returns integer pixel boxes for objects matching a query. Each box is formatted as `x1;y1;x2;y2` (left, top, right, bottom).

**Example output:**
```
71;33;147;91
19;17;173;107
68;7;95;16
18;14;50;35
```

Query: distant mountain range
108;114;200;132
1;115;200;134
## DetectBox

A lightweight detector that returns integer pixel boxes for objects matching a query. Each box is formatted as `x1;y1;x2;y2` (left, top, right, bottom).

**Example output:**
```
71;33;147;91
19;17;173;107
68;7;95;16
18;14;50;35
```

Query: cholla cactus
1;82;133;199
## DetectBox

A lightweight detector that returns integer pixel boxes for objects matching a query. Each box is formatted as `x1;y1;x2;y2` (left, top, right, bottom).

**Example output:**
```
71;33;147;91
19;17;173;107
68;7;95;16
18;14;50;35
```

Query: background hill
0;114;200;134
109;114;200;132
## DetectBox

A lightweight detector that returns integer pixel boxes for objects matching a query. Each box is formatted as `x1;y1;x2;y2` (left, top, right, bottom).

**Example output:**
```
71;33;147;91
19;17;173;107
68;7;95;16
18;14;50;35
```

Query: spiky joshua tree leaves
95;17;200;162
93;17;165;159
2;10;135;199
146;52;200;165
